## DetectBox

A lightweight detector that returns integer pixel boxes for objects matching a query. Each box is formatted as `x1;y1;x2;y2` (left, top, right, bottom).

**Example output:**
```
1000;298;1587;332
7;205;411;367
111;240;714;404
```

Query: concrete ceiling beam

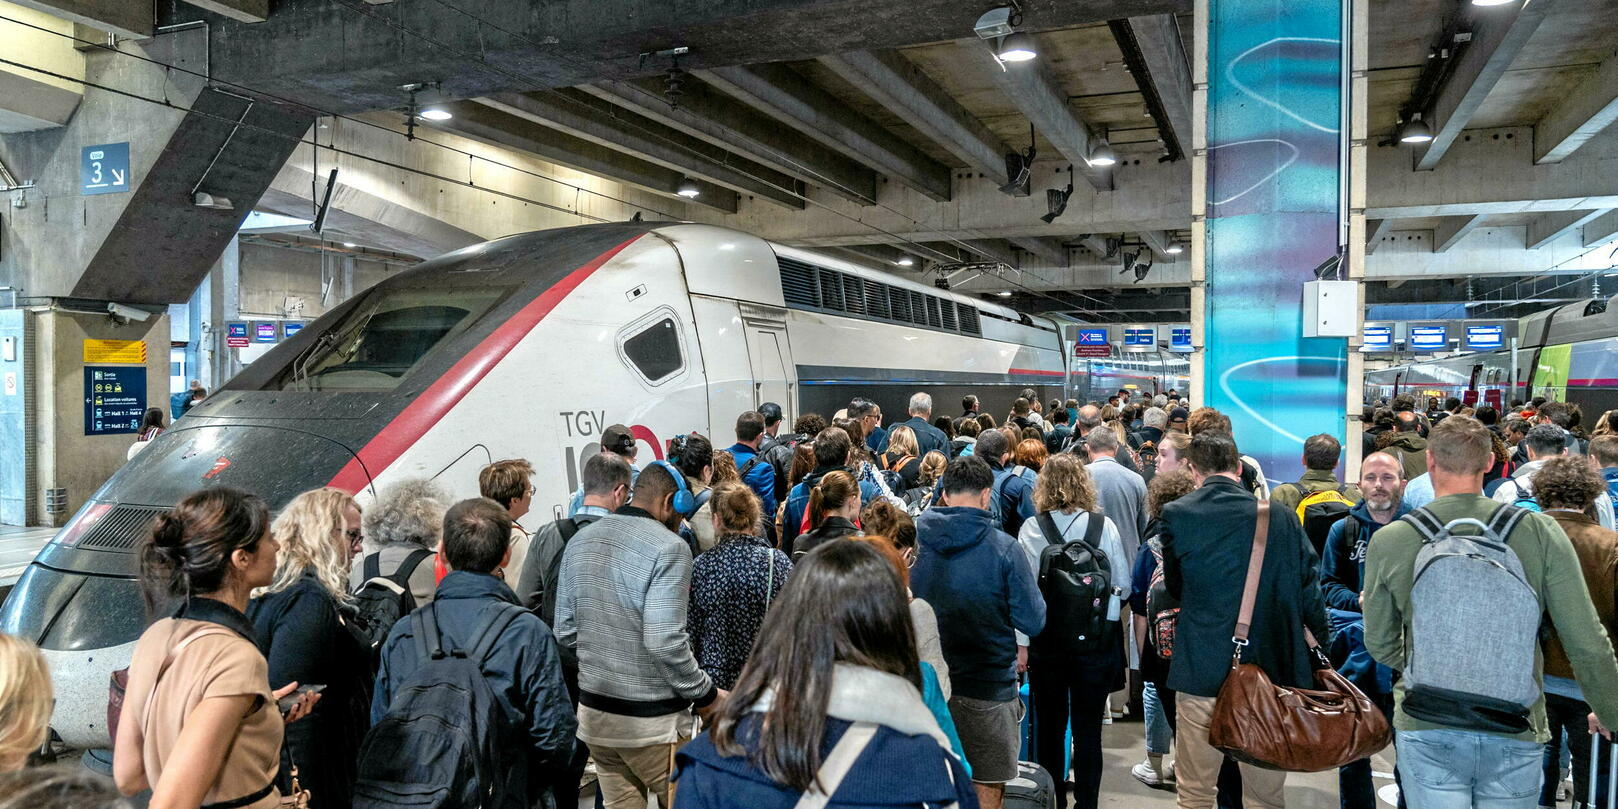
8;0;148;38
817;49;1013;188
1137;230;1178;259
1077;235;1113;260
477;90;804;210
961;239;1021;267
259;165;483;259
1009;237;1070;267
1368;126;1618;219
1586;210;1618;248
581;78;878;205
1366;218;1393;255
980;43;1112;190
1534;51;1618;165
1412;0;1554;171
1114;14;1192;160
179;0;266;23
1527;209;1610;250
1433;215;1486;252
697;64;953;201
427;101;739;213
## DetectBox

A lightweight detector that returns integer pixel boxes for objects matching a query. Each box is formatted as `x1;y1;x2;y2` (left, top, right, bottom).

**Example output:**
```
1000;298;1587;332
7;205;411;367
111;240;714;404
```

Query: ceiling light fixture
419;108;452;121
342;242;357;248
1088;130;1118;167
998;290;1014;297
675;178;701;198
1165;243;1184;255
1470;0;1516;5
975;5;1037;64
1398;113;1434;144
997;32;1038;62
896;256;915;267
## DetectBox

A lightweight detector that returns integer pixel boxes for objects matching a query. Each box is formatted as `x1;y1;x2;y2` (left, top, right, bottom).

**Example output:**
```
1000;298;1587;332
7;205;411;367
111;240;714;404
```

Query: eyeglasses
344;528;361;542
526;484;536;496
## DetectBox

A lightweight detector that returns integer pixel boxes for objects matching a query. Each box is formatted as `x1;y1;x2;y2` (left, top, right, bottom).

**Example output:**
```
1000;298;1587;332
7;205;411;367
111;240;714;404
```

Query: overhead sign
1169;326;1193;353
1123;326;1157;352
226;322;250;348
283;322;305;338
1362;324;1393;352
1073;327;1110;358
1466;324;1505;351
253;321;279;343
84;366;145;436
80;142;130;195
82;339;146;365
1409;324;1448;351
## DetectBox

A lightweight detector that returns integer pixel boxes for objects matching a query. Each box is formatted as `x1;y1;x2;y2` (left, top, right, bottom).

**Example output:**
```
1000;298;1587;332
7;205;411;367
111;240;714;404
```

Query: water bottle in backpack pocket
1400;505;1541;734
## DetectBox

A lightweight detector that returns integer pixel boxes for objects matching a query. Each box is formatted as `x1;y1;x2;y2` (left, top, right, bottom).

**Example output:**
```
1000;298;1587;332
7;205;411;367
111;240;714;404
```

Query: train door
1464;364;1483;405
741;303;795;423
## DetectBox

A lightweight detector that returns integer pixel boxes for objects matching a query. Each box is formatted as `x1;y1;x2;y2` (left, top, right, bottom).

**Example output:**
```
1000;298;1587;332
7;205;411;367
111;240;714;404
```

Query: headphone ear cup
672;490;695;516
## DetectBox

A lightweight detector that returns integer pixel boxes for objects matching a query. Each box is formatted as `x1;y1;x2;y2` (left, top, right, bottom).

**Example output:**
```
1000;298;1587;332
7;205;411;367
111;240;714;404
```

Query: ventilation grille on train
80;505;170;551
775;255;983;337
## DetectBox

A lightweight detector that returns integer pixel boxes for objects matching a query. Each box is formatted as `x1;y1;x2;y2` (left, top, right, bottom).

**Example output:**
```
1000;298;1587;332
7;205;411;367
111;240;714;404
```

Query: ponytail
807;471;858;532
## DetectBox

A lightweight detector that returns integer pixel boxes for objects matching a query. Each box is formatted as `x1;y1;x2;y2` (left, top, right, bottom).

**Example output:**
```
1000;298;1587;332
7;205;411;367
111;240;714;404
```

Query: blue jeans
1144;682;1173;756
1396;729;1544;809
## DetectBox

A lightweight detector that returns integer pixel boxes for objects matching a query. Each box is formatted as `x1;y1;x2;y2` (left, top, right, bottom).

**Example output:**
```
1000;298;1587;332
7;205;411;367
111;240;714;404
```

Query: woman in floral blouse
689;482;794;689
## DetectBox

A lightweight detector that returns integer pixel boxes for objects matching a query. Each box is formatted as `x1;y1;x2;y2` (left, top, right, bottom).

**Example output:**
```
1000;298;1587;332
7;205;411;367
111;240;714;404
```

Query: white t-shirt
1013;510;1133;646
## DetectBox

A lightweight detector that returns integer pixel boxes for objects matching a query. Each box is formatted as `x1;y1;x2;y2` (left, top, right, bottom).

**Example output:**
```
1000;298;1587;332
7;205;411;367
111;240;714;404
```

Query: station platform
0;524;54;598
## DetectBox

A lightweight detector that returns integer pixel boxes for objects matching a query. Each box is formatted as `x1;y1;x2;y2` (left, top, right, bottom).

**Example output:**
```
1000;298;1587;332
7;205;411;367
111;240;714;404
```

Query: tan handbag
1208;502;1392;772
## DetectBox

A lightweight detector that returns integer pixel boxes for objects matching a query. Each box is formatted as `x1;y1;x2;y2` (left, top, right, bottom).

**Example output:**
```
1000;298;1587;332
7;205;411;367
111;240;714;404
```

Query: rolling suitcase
1589;731;1617;809
1005;760;1055;809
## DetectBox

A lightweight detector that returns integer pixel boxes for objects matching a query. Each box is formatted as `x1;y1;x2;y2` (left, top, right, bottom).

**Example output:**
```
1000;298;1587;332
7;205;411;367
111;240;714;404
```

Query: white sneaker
1132;760;1171;788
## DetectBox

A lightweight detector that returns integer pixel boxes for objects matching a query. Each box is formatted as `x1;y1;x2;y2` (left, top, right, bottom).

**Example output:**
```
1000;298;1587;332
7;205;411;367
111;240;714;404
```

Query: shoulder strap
363;552;380;581
694;488;713;510
1082;510;1104;547
141;626;237;730
1233;502;1270;647
793;722;880;809
1487;502;1531;541
469;603;526;664
1401;506;1447;541
738;456;764;478
416;603;447;660
391;548;434;587
1036;512;1064;548
557;518;580;543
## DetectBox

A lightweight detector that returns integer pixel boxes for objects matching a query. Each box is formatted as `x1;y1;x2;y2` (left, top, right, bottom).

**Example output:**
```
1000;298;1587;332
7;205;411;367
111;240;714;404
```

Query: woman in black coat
248;488;373;809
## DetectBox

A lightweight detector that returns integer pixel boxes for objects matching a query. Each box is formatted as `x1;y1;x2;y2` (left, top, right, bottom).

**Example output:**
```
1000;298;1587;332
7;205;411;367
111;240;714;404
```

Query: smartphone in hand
276;684;325;714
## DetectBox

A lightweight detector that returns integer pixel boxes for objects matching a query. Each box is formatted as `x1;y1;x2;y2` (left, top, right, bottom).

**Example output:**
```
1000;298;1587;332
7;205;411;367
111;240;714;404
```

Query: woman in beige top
115;488;319;809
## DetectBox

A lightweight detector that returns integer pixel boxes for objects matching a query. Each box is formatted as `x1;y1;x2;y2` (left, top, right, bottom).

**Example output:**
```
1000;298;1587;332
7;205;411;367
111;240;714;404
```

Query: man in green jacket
1268;433;1362;517
1364;415;1618;809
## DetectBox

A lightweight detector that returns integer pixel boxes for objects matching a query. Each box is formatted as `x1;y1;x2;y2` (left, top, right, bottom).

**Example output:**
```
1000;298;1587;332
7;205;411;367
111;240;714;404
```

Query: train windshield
264;286;507;391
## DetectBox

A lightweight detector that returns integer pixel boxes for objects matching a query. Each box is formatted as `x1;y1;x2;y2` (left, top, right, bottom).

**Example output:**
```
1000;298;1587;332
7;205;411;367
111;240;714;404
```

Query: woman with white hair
248;487;371;809
0;633;51;772
347;478;449;606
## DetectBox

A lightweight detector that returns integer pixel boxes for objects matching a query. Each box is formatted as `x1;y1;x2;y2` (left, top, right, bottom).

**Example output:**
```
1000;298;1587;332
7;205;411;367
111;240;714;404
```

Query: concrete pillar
203;236;241;388
1195;0;1351;484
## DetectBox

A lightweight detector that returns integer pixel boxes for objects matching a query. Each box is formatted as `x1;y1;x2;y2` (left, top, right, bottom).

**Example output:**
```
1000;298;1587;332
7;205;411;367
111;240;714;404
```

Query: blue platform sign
1409;325;1448;351
1075;328;1108;346
283;322;305;338
1074;327;1110;358
1169;327;1193;353
254;322;279;343
81;142;130;195
84;366;146;435
1363;325;1393;352
1123;326;1156;351
1466;324;1504;351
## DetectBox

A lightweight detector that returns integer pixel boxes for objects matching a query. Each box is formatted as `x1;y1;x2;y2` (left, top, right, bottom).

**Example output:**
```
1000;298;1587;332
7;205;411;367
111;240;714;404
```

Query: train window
619;312;686;386
264;286;507;391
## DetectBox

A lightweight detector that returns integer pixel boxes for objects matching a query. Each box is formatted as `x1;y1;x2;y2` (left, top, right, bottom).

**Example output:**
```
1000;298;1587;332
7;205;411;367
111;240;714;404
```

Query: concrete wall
29;308;169;526
0;1;83;132
236;242;397;320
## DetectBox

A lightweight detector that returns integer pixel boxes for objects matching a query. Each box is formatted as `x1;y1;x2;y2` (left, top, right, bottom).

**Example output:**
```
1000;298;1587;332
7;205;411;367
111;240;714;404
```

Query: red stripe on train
328;235;644;494
1009;368;1065;377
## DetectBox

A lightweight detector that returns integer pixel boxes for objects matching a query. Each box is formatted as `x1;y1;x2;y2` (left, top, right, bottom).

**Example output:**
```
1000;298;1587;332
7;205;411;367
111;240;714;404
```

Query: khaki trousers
1175;694;1288;809
588;735;689;809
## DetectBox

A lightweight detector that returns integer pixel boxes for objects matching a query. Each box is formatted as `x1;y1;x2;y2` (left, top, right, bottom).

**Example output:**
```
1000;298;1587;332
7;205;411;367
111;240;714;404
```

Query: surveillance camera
107;303;152;322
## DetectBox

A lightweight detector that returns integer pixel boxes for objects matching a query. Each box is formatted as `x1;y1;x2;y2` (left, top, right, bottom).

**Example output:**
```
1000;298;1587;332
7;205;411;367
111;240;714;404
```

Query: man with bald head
1321;451;1408;809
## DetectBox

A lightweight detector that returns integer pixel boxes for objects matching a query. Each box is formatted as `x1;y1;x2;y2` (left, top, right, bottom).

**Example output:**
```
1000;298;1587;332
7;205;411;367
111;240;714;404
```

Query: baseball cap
1168;407;1190;422
758;402;783;426
601;424;637;457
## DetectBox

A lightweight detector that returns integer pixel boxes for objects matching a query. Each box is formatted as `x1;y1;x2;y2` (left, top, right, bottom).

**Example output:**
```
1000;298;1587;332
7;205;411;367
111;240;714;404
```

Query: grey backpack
1400;504;1540;734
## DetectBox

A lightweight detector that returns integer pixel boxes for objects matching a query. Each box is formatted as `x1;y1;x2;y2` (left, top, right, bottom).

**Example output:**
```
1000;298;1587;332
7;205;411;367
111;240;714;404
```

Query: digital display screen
1466;324;1504;351
1075;328;1108;346
1170;327;1193;352
1124;327;1156;346
254;322;279;343
1409;325;1448;351
1362;325;1392;351
283;322;305;338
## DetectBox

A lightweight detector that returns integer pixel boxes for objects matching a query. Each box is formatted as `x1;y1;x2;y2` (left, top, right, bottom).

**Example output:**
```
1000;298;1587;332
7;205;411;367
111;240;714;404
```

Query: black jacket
1159;476;1328;698
792;515;860;558
248;574;373;809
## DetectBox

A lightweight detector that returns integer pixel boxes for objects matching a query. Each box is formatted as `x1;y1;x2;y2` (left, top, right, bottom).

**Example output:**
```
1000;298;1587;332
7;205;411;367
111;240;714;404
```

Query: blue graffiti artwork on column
1205;0;1347;484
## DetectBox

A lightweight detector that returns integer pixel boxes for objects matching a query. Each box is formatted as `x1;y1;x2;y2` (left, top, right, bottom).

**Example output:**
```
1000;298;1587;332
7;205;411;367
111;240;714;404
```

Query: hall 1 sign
84;366;145;436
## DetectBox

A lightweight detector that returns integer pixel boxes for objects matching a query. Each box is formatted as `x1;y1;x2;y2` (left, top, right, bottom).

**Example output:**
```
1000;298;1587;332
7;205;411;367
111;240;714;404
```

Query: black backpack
1031;511;1112;657
758;433;802;503
351;548;434;651
353;602;525;809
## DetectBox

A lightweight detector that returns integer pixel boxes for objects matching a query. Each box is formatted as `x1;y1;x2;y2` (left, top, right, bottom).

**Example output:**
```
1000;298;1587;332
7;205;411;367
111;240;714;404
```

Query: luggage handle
1591;731;1617;809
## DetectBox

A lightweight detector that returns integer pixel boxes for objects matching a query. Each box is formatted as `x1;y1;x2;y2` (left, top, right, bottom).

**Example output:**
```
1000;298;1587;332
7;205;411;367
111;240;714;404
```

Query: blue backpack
354;602;525;809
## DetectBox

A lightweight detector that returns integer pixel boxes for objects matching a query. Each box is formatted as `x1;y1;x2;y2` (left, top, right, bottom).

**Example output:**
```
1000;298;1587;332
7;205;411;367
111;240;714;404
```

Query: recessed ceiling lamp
997;290;1014;297
896;256;915;267
418;108;453;121
342;242;357;248
675;178;701;198
1399;113;1434;144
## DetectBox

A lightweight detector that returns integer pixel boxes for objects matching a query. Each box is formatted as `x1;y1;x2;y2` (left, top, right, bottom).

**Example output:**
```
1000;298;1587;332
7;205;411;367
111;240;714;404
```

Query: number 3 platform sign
81;142;131;195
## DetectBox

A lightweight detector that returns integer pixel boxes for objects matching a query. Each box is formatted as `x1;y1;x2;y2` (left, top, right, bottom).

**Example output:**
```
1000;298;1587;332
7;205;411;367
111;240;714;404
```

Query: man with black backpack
362;498;575;809
1364;415;1618;809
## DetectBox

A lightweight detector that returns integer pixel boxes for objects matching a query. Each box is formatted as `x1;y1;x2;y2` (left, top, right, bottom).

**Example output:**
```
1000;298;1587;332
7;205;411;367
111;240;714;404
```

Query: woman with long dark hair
672;540;975;808
127;408;167;460
115;488;319;809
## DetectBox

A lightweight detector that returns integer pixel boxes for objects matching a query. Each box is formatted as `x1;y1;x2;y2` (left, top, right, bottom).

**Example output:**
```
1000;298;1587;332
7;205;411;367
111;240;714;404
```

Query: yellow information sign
83;339;147;365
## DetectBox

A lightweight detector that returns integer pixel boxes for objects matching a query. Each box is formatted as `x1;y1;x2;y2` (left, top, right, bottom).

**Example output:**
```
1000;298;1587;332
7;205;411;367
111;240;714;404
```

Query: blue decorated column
1195;0;1353;484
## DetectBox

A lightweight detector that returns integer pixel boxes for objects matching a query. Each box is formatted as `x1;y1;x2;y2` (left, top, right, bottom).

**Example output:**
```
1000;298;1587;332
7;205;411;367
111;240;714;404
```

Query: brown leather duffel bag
1208;502;1391;772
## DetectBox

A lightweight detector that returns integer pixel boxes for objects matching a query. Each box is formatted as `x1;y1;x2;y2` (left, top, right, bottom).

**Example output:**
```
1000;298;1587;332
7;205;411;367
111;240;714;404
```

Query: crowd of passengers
3;390;1618;809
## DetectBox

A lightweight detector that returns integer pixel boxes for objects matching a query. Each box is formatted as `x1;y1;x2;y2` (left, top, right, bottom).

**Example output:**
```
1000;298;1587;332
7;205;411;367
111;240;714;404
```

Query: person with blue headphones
555;455;727;809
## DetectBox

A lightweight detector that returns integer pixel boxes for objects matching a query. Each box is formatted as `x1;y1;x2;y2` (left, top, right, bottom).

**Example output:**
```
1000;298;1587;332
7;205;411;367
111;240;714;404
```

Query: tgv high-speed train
1365;299;1618;415
1071;352;1190;405
1;222;1074;749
